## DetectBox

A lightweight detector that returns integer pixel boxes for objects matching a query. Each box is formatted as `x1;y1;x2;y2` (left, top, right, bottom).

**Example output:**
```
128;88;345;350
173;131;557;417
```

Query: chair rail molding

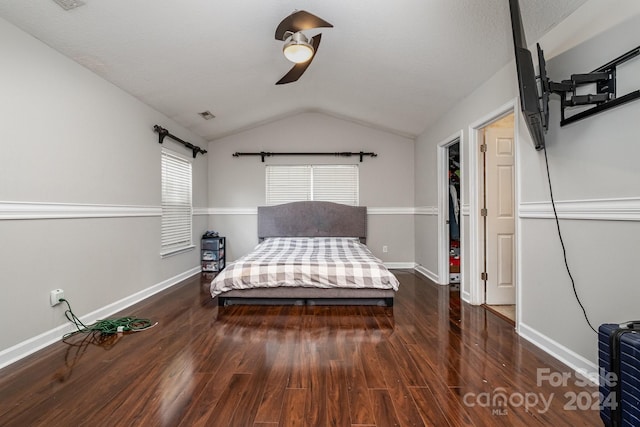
368;207;416;215
414;206;439;215
520;197;640;221
0;201;161;220
206;207;430;215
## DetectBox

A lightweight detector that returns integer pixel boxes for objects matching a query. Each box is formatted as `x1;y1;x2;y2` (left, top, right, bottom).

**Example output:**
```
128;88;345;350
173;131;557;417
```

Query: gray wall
0;17;208;360
207;112;415;263
3;0;638;375
414;0;640;370
520;9;640;362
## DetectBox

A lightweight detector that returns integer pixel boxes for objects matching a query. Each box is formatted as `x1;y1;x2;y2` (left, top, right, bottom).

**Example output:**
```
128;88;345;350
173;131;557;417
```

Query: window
161;149;193;256
266;165;359;206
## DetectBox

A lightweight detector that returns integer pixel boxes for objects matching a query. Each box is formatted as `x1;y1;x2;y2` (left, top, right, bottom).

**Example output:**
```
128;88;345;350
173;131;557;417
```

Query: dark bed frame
217;201;395;307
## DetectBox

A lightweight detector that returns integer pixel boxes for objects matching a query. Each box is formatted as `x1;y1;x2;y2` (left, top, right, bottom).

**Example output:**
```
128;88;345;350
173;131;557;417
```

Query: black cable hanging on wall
153;125;207;158
233;151;377;162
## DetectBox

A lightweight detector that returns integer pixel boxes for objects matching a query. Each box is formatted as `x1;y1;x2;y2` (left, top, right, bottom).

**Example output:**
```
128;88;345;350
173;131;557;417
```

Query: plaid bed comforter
210;237;399;297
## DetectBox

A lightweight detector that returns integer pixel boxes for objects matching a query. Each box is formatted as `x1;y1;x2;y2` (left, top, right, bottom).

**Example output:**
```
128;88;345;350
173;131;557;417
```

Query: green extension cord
60;298;156;341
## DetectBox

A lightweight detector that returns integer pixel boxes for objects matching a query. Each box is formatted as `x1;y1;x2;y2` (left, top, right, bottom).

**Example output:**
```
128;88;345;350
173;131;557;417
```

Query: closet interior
449;142;461;285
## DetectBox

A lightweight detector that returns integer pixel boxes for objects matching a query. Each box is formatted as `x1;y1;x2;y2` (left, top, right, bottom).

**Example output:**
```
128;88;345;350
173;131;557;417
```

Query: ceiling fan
275;10;333;85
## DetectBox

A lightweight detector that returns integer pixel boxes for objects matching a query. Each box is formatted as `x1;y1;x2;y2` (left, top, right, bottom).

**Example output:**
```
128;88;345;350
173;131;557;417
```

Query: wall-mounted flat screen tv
508;0;546;151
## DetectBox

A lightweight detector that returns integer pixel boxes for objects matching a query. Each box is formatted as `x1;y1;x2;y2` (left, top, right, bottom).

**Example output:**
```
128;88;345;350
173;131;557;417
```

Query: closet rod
153;125;207;158
232;151;377;162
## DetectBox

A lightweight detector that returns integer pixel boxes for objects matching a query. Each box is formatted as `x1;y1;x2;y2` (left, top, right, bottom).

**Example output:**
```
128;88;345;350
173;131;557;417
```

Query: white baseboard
385;262;416;269
518;322;598;385
414;265;440;284
0;267;201;371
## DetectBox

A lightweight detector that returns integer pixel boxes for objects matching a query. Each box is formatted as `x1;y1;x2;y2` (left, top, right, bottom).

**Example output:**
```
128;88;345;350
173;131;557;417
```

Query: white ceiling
0;0;587;141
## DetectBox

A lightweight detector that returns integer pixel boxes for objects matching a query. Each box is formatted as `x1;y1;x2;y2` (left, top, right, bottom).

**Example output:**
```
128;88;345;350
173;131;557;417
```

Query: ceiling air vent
53;0;85;10
198;111;216;120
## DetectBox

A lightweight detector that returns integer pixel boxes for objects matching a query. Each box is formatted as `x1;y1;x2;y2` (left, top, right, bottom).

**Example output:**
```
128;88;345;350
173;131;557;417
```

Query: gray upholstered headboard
257;201;367;243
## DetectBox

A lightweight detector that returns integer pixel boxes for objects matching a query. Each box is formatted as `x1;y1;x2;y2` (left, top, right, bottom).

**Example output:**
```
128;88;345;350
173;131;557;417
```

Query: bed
210;201;399;306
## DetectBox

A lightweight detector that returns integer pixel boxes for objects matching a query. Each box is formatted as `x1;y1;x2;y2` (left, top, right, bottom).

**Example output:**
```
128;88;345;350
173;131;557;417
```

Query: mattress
210;237;399;297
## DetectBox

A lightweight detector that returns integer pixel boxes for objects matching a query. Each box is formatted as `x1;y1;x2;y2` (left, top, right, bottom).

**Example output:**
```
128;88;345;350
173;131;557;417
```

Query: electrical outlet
383;245;388;253
50;289;64;306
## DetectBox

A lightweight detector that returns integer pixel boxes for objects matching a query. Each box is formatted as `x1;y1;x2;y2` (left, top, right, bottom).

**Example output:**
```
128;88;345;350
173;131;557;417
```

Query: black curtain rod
153;125;207;158
233;151;378;162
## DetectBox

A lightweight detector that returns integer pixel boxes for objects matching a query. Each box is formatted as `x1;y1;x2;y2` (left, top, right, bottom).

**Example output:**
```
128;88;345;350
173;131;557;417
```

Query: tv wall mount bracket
539;44;640;127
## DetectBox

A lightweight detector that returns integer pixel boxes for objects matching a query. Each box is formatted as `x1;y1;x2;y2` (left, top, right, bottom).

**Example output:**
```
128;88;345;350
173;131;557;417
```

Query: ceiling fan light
283;32;314;63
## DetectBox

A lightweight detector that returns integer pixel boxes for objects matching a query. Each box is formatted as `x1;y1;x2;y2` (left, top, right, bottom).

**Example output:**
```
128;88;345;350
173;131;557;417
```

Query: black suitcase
598;322;640;427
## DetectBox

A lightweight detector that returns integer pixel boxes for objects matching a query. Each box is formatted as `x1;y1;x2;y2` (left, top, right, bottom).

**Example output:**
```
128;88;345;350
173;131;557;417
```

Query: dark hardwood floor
0;270;600;426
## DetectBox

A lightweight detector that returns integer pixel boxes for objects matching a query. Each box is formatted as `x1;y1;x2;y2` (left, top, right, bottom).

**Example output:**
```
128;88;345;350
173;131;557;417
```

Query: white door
484;124;516;305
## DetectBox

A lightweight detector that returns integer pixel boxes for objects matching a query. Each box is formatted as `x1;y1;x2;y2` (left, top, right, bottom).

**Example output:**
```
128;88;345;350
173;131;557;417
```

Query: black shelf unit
201;236;225;273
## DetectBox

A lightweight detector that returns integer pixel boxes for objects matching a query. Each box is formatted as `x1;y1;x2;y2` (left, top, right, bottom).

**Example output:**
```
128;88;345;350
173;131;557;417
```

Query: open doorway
448;142;461;289
437;131;463;291
483;114;516;323
468;103;518;326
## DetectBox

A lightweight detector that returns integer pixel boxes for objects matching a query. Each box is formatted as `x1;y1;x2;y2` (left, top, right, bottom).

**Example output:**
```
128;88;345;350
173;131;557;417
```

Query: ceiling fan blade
276;34;322;85
275;10;333;40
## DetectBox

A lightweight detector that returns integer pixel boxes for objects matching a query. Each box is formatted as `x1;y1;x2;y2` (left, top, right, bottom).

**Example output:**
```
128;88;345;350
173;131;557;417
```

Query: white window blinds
266;165;359;206
161;149;193;255
312;165;359;205
265;165;311;205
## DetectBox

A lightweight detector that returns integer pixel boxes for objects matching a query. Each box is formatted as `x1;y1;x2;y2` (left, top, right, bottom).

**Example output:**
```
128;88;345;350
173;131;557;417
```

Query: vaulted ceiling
0;0;587;141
